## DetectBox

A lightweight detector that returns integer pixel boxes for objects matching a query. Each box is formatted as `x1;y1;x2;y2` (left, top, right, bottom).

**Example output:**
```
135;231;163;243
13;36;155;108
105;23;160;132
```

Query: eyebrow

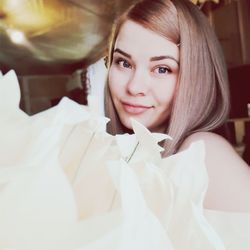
113;48;179;65
150;55;179;65
114;48;131;59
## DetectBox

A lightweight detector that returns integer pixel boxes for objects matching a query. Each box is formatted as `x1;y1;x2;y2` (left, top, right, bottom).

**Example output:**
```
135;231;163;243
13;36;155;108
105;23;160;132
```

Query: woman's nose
126;69;150;96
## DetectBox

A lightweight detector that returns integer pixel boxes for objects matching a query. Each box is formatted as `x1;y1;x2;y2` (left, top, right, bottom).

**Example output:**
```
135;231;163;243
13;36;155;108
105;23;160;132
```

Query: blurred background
0;0;250;162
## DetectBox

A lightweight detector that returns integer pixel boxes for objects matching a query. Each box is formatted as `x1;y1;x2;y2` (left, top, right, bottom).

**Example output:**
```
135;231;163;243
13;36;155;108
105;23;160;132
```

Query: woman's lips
122;102;152;115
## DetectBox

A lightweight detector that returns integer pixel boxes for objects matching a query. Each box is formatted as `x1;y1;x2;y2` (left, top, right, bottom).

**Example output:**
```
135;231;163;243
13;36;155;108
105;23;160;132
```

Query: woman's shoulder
179;131;240;161
179;131;250;212
180;131;232;149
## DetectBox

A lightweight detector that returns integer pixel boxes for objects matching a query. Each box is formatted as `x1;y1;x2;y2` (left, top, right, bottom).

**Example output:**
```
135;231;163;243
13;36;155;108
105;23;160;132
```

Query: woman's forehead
114;20;179;62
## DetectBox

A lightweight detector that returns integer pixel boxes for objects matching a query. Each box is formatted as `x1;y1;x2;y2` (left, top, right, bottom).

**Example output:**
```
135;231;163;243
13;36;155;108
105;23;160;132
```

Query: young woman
104;0;250;212
1;1;249;246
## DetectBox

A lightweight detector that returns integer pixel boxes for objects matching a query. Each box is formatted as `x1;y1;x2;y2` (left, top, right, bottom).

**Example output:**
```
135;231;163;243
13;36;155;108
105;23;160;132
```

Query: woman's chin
121;117;148;131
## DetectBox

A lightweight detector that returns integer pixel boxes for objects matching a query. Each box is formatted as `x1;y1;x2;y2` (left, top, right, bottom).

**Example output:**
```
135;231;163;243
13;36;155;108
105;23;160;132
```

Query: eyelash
114;57;172;75
114;58;132;69
153;66;172;75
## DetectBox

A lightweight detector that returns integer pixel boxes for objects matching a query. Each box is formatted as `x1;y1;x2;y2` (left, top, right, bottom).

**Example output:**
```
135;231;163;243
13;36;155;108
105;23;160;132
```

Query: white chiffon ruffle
0;70;250;250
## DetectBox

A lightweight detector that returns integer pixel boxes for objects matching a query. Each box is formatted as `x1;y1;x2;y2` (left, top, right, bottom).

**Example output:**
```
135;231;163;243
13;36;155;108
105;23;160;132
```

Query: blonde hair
105;0;230;156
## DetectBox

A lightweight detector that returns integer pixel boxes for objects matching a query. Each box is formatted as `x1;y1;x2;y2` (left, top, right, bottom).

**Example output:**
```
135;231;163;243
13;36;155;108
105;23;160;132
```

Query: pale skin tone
108;20;179;132
180;132;250;213
109;20;250;212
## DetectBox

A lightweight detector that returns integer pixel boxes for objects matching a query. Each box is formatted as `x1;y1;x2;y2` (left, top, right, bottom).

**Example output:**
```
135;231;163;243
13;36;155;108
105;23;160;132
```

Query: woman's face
108;20;179;132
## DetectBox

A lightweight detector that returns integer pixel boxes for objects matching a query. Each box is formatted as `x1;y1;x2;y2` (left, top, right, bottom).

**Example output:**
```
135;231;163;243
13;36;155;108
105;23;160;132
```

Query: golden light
4;0;21;10
7;29;26;44
0;0;72;36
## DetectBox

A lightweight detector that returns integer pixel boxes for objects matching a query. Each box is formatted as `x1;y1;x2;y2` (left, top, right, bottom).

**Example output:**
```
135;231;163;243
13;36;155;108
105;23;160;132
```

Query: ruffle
0;70;249;250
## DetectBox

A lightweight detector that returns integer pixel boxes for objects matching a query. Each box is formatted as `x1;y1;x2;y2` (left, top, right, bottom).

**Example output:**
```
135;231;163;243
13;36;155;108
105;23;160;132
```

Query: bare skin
179;132;250;212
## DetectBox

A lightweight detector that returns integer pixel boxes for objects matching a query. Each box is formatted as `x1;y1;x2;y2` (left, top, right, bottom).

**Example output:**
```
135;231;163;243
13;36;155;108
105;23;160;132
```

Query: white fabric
86;57;108;116
0;70;250;250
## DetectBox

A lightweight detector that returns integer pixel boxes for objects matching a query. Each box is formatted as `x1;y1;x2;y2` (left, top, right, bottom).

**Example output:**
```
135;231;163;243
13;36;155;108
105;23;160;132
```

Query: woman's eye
116;58;132;69
155;66;171;74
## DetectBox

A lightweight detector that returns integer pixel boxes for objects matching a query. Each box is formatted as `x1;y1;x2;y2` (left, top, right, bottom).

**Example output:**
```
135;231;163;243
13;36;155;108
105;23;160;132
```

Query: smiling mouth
121;102;152;115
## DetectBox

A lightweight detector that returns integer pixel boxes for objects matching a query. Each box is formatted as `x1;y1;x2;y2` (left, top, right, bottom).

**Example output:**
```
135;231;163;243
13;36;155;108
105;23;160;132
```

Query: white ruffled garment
0;70;249;250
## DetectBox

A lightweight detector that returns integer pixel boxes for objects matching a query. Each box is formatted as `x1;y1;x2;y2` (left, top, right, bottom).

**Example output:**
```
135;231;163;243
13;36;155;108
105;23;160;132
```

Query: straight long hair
105;0;230;156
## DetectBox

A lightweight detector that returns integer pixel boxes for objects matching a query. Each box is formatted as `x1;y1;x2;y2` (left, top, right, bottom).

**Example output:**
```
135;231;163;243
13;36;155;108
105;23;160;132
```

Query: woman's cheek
109;68;129;92
153;77;177;104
